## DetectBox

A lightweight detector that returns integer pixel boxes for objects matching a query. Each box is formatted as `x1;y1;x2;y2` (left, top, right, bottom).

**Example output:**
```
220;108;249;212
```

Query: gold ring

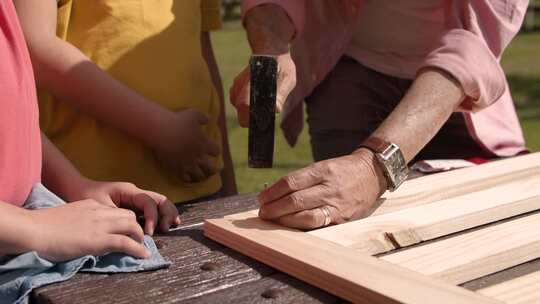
320;206;331;227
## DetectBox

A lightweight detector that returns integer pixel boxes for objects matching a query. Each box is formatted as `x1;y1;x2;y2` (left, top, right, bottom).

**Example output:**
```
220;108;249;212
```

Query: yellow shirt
41;0;223;203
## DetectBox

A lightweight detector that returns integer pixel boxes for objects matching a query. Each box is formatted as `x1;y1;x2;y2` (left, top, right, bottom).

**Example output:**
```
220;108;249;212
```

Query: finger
275;207;336;230
258;164;324;205
197;155;219;177
181;172;192;183
230;68;250;108
238;102;250;128
276;72;296;112
93;195;117;208
102;235;150;259
259;185;328;220
193;110;210;125
186;165;206;183
130;193;160;235
204;139;221;157
106;217;145;243
142;191;168;206
99;206;137;221
235;82;250;128
158;201;180;232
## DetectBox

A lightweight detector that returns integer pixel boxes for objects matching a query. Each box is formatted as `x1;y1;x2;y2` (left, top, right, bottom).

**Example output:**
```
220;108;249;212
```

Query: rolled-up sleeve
241;0;306;35
423;0;528;111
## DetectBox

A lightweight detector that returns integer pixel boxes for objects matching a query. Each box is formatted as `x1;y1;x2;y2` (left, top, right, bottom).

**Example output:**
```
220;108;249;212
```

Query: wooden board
311;177;540;254
204;153;540;303
205;212;500;304
373;153;540;215
478;271;540;304
381;212;540;284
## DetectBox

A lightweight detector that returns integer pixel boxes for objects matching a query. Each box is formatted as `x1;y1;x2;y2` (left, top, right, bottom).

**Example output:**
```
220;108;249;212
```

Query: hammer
248;55;278;168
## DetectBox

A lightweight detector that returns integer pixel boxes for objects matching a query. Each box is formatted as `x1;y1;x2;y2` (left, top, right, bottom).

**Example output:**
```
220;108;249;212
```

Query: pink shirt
242;0;527;157
0;1;42;206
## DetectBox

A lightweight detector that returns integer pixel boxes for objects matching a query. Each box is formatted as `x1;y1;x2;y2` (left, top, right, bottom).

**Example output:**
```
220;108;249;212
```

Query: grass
501;31;540;150
212;21;540;194
212;21;313;193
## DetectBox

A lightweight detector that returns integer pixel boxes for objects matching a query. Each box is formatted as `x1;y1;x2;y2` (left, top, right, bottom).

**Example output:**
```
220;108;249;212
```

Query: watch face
379;143;409;191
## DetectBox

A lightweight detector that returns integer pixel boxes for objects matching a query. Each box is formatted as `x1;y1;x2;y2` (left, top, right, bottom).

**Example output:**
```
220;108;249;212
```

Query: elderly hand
229;52;296;127
258;148;387;230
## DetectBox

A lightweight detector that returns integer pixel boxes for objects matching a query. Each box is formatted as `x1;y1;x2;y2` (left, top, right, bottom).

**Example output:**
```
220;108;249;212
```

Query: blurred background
214;1;540;194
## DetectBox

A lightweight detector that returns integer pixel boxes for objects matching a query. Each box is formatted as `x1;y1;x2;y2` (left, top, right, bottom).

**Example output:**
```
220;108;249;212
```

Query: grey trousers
306;56;490;162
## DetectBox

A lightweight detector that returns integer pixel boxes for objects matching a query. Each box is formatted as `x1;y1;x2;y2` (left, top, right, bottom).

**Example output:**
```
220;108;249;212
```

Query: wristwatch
358;137;409;192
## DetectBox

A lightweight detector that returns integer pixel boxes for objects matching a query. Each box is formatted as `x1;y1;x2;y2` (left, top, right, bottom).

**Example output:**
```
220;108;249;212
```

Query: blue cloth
0;184;170;304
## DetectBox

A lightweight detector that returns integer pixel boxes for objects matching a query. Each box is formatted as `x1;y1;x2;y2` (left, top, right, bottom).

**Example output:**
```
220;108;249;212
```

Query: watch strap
358;137;392;154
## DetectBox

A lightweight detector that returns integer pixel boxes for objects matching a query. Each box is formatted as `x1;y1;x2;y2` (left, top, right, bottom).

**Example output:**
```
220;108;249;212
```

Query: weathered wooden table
33;194;540;304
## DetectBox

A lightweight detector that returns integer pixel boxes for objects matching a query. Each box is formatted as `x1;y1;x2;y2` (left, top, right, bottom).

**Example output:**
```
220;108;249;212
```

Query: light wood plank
373;153;540;215
381;212;540;285
478;270;540;304
310;175;540;255
205;212;501;304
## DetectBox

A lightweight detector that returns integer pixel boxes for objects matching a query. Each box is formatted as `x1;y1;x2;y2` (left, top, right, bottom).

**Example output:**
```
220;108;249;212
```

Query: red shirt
0;1;41;206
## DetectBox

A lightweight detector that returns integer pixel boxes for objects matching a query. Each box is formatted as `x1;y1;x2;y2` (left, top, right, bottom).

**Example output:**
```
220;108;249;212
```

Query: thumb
276;73;296;113
194;111;210;125
230;67;250;107
205;138;221;157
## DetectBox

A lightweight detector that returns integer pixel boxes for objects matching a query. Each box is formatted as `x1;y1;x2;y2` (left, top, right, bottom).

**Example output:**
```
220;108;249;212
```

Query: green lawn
212;21;540;194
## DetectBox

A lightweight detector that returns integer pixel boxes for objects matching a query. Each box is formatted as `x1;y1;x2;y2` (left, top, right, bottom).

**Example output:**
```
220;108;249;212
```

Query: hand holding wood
258;148;386;229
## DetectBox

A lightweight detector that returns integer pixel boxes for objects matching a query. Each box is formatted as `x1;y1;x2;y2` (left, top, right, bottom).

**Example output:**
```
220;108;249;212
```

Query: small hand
155;109;221;183
230;52;296;127
258;149;386;230
31;200;150;262
67;179;180;235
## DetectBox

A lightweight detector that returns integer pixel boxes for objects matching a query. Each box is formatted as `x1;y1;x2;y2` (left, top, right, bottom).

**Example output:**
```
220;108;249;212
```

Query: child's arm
41;133;180;234
201;31;238;196
13;0;220;183
0;197;150;261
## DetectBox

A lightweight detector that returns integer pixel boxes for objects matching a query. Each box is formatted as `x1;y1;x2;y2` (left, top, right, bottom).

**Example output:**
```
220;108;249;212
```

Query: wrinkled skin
258;149;386;230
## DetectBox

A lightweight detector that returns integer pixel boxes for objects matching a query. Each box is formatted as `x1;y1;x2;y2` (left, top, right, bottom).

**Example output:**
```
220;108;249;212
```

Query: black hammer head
248;56;278;168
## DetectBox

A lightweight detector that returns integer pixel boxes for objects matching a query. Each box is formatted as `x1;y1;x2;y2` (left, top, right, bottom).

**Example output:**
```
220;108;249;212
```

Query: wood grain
478;270;540;304
373;153;540;215
182;273;339;304
310;177;540;255
205;212;500;304
35;190;540;304
34;227;275;304
177;193;258;228
462;258;540;291
381;212;540;285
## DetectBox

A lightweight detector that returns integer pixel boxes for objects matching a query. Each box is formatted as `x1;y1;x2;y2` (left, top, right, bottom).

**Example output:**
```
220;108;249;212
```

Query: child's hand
154;109;221;183
66;179;180;235
31;200;150;262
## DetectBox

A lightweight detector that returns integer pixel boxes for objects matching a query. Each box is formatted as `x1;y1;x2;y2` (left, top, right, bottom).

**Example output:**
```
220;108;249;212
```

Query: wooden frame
205;153;540;303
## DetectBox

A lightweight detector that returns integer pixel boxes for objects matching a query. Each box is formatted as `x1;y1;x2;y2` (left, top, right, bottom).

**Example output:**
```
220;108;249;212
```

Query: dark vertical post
248;56;278;168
